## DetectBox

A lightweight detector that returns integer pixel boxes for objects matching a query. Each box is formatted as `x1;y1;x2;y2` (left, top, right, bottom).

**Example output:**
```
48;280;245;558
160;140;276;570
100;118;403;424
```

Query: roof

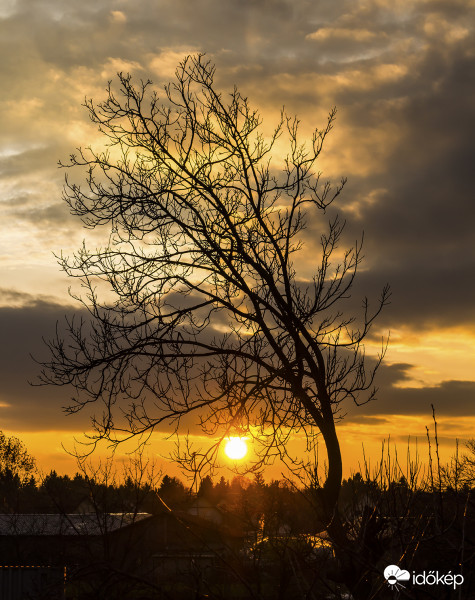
0;513;152;536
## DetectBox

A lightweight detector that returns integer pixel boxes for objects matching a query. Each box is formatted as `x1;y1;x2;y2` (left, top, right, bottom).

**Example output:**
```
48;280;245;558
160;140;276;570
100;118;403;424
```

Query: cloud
0;292;473;440
0;294;91;431
307;28;384;43
0;293;236;435
346;362;475;417
1;0;474;443
109;10;126;25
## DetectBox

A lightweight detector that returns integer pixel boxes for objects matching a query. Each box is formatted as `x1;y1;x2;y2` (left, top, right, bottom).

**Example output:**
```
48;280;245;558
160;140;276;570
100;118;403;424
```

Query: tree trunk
320;419;376;600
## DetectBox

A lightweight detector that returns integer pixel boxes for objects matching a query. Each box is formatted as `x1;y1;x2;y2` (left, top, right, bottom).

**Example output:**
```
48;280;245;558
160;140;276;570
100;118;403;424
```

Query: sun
224;437;248;460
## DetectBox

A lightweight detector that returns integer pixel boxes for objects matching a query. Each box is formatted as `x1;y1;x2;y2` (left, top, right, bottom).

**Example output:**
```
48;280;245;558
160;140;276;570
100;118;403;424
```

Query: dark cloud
0;294;90;431
0;147;54;178
290;4;475;333
0;292;473;437
0;293;234;434
345;362;475;417
352;261;475;331
14;201;76;228
334;48;475;330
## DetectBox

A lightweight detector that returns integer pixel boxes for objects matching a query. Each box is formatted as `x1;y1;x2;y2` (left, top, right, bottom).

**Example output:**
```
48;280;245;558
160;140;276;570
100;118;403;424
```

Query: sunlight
224;437;248;460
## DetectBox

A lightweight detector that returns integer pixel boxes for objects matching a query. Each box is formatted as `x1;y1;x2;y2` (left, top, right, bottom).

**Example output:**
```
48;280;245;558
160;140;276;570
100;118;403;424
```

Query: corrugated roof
0;513;152;536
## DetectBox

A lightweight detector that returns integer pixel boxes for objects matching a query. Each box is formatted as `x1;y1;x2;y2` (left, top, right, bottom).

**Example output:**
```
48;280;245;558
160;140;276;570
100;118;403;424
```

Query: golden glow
5;417;474;480
224;437;248;460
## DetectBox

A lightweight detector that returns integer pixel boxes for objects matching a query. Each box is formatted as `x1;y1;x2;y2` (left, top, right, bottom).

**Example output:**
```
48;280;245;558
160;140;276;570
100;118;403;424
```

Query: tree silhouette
40;54;389;598
0;431;35;482
0;431;36;512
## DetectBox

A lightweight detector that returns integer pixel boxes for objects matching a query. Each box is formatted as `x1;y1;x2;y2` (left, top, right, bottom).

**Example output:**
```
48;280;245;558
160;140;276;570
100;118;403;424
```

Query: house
0;512;153;599
0;508;247;599
187;496;224;525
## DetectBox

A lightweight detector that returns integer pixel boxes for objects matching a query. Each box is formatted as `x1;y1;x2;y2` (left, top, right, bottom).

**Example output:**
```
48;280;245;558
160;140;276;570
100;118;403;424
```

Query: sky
0;0;474;480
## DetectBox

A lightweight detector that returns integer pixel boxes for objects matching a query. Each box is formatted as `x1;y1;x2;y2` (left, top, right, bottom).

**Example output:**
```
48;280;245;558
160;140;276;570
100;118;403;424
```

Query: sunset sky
1;0;474;479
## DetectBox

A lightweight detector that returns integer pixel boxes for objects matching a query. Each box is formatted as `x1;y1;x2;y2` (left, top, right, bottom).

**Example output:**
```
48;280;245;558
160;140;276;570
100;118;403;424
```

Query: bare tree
40;54;389;598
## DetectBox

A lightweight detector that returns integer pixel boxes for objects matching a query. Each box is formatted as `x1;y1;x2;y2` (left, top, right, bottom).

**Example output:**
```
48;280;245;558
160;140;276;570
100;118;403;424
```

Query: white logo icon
384;565;411;590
